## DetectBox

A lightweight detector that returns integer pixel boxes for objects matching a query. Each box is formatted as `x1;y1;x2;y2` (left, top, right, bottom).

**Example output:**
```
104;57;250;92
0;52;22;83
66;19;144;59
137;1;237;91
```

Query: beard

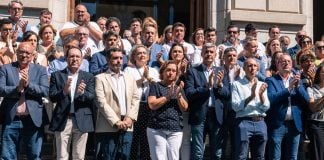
110;64;122;73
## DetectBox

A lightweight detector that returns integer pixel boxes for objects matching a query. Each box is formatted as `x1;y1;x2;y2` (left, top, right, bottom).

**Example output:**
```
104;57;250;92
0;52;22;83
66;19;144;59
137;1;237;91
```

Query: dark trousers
97;132;133;160
308;120;324;160
191;108;224;160
130;102;151;160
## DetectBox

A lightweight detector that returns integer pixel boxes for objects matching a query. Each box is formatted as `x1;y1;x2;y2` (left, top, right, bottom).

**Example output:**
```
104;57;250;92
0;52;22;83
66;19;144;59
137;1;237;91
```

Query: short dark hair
0;18;13;28
204;27;217;34
130;18;142;26
65;46;83;58
106;47;122;60
268;25;280;33
227;24;239;31
40;9;52;16
106;17;121;28
172;22;186;32
103;30;119;42
245;23;256;33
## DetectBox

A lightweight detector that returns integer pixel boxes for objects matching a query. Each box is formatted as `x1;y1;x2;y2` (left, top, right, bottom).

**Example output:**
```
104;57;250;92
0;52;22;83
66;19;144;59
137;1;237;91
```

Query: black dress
130;79;152;160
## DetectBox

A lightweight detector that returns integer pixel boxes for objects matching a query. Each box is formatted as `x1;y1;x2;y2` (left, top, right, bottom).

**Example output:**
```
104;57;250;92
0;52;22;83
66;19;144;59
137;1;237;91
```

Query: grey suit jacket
0;62;49;127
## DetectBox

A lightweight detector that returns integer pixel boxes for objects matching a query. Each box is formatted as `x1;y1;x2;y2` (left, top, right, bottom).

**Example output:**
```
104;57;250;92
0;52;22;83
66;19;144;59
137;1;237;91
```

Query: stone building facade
1;0;321;46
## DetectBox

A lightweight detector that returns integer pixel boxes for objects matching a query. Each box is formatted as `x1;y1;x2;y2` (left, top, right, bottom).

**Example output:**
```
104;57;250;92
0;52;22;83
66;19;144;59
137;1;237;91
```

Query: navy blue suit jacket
0;62;49;127
89;50;128;75
185;64;230;125
265;74;309;132
49;68;95;133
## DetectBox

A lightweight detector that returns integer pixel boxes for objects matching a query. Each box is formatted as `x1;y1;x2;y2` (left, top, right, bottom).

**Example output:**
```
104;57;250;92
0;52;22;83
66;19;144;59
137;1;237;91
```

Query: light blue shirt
48;57;89;75
147;43;168;69
11;20;31;42
231;77;270;118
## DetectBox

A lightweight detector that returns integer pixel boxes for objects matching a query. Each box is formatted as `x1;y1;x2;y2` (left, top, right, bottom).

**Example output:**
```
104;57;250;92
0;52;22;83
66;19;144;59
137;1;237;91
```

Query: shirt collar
243;76;258;84
202;64;213;72
67;68;79;75
107;69;124;77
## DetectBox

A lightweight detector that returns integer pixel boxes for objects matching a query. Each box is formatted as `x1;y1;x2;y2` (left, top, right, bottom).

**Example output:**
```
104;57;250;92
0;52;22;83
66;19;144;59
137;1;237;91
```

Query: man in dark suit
185;43;230;160
89;30;127;75
265;54;309;160
0;42;49;159
49;47;95;159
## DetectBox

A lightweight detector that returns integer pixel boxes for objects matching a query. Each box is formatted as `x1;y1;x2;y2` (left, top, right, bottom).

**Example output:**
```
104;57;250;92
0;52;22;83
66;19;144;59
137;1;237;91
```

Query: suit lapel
11;62;20;85
105;73;120;102
123;74;130;104
60;69;70;99
74;71;84;97
276;75;286;90
198;64;208;84
28;64;36;84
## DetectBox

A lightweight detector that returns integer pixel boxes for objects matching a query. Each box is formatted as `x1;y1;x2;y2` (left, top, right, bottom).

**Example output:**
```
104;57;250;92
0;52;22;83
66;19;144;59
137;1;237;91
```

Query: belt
14;115;30;121
240;116;264;122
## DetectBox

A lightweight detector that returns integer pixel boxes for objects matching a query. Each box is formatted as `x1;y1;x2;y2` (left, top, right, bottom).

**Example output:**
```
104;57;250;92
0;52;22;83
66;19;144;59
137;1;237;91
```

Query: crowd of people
0;0;324;160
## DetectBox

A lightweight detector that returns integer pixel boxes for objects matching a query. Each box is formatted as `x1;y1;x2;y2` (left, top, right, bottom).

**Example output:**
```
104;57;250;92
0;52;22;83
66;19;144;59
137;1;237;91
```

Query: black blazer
185;64;230;125
49;68;95;133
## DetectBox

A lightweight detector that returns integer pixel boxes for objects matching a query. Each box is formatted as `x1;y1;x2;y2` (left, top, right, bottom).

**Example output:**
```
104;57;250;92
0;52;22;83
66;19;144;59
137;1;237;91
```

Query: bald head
244;58;259;79
17;42;34;67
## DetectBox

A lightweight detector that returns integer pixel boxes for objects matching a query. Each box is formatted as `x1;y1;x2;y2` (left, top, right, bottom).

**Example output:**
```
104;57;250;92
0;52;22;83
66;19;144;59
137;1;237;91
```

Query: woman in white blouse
124;44;159;160
307;64;324;160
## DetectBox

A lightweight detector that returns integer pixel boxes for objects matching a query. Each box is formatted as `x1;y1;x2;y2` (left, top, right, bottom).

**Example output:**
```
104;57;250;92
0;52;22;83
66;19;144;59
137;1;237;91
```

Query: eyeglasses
228;31;238;34
10;7;23;12
279;60;291;64
297;35;305;39
77;33;89;37
317;46;324;50
17;50;33;56
302;40;312;44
